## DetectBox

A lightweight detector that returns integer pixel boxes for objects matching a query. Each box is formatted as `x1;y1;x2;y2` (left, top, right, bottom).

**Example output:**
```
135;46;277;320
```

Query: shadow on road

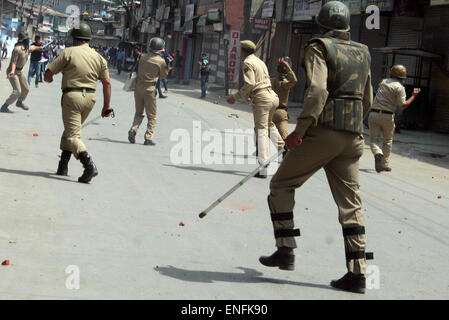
154;265;332;291
0;167;73;182
163;164;249;177
359;168;377;174
92;137;131;145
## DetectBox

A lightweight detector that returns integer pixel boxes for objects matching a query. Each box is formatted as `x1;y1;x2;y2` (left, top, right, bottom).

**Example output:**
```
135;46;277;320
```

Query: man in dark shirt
198;53;210;98
27;36;43;87
175;50;183;83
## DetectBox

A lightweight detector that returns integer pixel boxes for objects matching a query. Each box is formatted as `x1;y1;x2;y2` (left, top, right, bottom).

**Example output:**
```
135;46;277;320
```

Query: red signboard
254;18;270;30
228;31;240;83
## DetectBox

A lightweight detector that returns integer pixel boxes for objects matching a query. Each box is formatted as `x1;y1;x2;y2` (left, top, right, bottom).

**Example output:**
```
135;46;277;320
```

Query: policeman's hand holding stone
102;107;113;118
285;132;303;150
413;88;421;96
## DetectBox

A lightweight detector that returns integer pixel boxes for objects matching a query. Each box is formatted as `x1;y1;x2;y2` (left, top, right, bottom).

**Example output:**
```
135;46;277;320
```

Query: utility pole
20;0;25;26
223;0;229;96
0;0;3;35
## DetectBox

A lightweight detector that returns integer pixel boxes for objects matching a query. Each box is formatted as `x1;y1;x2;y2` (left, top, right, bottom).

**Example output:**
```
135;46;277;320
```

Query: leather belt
252;87;272;95
371;109;394;115
62;88;96;94
277;105;288;110
16;67;23;71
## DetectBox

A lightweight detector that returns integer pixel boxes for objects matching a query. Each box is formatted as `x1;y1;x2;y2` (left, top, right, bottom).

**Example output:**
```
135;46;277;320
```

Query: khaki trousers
272;108;289;140
60;92;96;159
268;126;367;275
368;112;394;166
6;71;29;105
132;85;157;141
252;89;285;175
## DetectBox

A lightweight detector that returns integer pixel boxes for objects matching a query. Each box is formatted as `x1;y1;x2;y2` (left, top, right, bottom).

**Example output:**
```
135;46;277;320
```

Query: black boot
56;150;72;176
16;101;29;110
144;139;156;146
330;272;366;294
374;154;384;173
254;172;267;179
0;103;13;113
259;247;295;271
128;129;136;144
78;152;98;183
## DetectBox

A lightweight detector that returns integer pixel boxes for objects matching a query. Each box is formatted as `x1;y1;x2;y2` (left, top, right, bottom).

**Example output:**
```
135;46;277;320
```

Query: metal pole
0;0;3;32
266;18;272;65
20;0;24;25
223;0;229;96
199;148;285;219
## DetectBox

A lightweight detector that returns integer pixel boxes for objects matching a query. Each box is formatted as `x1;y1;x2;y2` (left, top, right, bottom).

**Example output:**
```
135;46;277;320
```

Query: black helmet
149;37;165;54
71;22;92;40
18;31;29;42
316;1;350;32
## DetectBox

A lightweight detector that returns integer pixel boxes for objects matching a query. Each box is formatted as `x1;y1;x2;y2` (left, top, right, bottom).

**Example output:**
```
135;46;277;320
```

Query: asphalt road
0;68;448;299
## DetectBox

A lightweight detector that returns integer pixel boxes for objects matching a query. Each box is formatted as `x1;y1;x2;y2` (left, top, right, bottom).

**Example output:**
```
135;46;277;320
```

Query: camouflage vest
307;35;371;134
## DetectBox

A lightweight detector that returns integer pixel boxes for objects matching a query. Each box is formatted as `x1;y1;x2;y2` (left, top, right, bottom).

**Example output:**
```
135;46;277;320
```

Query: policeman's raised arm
399;87;421;111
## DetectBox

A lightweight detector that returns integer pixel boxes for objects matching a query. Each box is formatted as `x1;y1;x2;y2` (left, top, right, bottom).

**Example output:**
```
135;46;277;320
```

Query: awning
37;28;53;34
197;15;207;27
373;47;442;59
92;35;121;40
54;26;69;33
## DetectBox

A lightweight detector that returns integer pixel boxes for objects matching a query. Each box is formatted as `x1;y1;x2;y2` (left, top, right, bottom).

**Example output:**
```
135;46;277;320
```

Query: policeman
271;57;298;141
1;31;38;113
258;1;374;294
369;65;421;172
128;37;170;146
227;40;285;178
44;22;112;183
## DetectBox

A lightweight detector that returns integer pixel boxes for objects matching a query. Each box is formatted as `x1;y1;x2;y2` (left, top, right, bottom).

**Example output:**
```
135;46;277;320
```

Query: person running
2;37;9;59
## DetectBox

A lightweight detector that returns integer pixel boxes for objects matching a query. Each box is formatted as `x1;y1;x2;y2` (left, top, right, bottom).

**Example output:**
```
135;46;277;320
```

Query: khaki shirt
372;78;406;113
234;54;272;101
270;64;298;108
136;53;168;87
8;44;28;73
48;43;109;89
295;40;373;137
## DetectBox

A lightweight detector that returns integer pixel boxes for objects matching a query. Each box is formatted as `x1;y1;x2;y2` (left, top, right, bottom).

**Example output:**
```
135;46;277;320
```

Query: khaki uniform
131;52;168;141
233;54;285;175
48;43;109;159
268;31;373;275
369;78;406;167
271;64;298;140
5;44;29;105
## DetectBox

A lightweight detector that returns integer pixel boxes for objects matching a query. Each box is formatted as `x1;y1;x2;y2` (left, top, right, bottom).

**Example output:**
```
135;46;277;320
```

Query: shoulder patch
244;67;249;73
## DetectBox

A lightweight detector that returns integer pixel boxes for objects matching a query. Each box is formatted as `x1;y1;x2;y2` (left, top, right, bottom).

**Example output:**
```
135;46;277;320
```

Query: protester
27;36;44;88
1;37;9;59
116;47;125;75
174;50;183;83
198;53;210;98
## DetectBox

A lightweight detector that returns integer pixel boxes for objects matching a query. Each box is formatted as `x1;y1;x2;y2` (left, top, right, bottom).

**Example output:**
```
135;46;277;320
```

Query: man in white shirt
55;42;65;57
